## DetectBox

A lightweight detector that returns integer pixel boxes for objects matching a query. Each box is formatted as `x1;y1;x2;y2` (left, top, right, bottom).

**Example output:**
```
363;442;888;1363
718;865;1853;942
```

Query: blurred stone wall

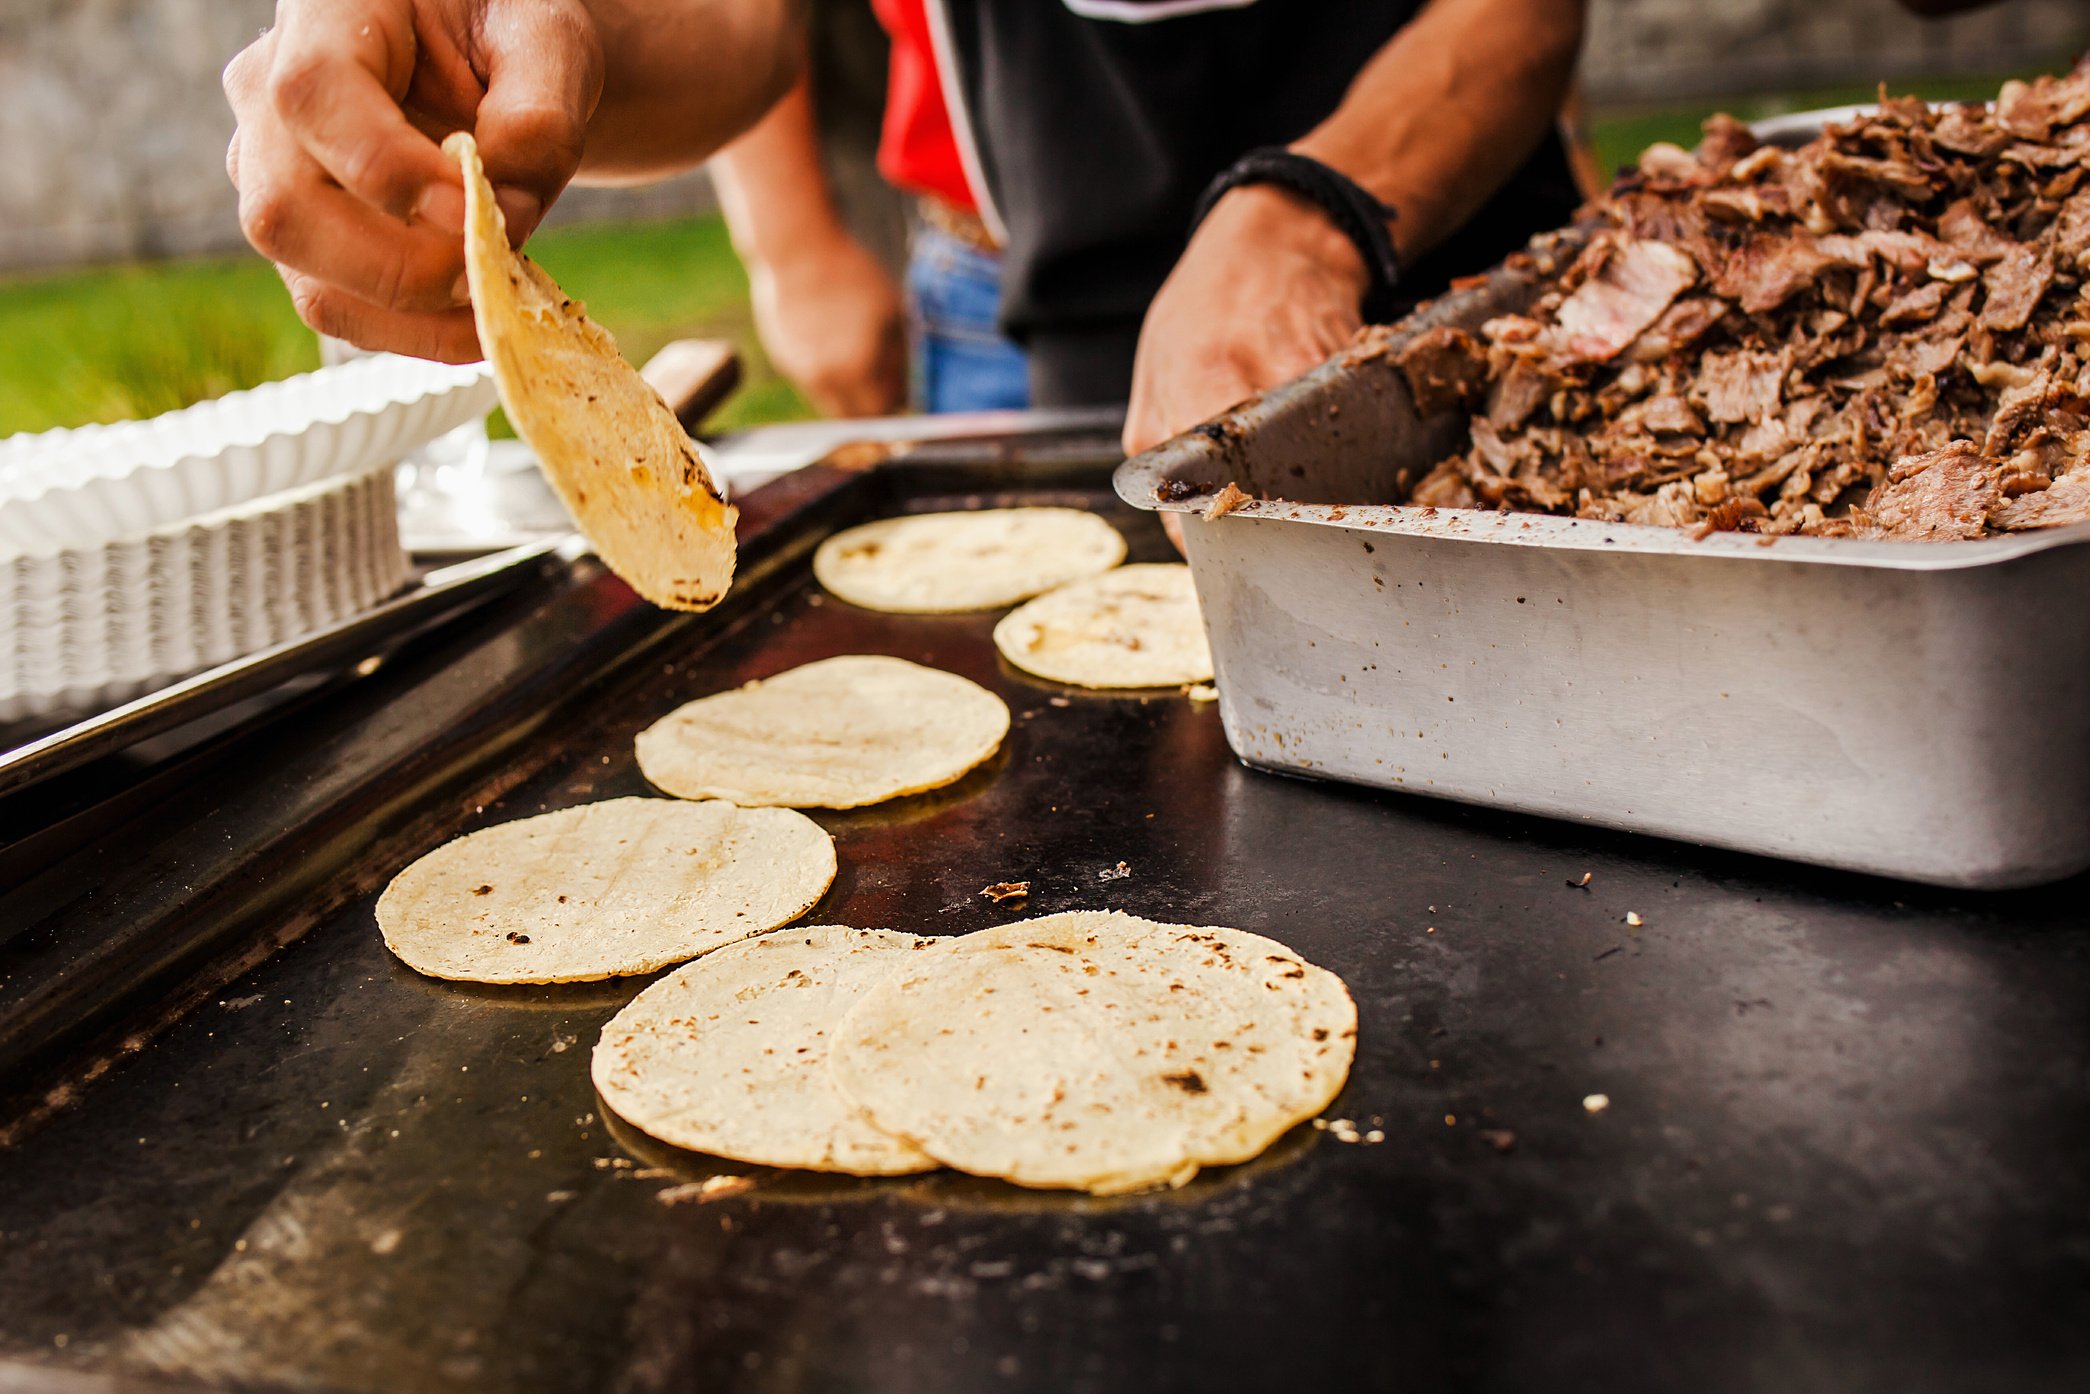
1583;0;2090;103
3;0;2089;273
0;0;717;274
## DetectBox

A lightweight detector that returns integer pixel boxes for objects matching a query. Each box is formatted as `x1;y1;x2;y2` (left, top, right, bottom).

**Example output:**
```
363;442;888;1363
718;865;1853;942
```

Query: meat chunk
1712;233;1834;314
1551;237;1699;361
1862;443;2002;540
1395;327;1491;417
1693;349;1786;424
1879;281;1949;328
1979;243;2055;332
1628;296;1728;362
1991;468;2090;529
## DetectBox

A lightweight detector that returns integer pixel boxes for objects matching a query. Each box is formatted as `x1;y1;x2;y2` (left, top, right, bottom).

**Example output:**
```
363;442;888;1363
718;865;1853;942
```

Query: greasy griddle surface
2;481;2089;1394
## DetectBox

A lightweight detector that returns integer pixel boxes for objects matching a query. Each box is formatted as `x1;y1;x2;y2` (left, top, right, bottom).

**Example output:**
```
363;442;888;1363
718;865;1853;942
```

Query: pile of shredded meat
1398;65;2090;540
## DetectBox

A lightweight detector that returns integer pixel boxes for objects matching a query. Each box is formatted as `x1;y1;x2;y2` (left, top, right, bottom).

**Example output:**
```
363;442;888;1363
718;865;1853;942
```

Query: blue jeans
907;224;1031;413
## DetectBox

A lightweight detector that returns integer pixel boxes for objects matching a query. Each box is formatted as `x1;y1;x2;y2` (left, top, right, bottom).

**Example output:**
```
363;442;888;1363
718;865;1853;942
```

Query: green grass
0;66;2060;440
0;213;808;439
0;259;317;435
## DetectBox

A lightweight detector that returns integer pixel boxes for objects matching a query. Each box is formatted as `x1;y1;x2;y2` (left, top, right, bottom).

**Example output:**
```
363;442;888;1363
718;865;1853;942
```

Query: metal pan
1116;233;2090;889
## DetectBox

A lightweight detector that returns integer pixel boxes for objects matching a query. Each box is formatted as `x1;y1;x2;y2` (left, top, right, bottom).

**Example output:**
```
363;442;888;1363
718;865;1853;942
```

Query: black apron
930;0;1583;405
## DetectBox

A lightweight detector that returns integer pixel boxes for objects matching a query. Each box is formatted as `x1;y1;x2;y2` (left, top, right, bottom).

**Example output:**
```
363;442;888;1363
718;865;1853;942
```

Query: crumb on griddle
656;1174;757;1206
981;881;1031;903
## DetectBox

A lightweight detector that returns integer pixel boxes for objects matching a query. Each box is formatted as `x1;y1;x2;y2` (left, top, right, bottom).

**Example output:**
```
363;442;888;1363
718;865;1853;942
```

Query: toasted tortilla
447;132;735;610
376;797;834;983
828;910;1356;1194
636;654;1009;808
593;925;938;1175
991;564;1213;688
813;508;1125;613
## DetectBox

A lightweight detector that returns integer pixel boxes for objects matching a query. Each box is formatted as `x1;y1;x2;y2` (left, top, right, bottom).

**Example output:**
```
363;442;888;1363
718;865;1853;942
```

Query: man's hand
224;0;604;361
709;69;905;417
749;232;907;417
1121;0;1583;458
1122;186;1366;457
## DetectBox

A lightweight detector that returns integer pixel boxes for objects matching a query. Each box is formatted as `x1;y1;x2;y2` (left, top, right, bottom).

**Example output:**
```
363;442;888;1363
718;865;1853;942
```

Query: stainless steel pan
1116;202;2090;889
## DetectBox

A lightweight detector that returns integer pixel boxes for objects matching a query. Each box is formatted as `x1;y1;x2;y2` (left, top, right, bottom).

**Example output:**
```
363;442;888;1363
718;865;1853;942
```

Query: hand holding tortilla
448;131;737;612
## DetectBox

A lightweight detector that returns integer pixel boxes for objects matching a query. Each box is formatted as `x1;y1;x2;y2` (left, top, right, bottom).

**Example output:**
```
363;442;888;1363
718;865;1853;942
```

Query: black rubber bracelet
1189;147;1404;323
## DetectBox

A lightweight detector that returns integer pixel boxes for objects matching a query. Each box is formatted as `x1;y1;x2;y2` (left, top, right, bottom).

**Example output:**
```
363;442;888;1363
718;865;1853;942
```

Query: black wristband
1189;147;1403;323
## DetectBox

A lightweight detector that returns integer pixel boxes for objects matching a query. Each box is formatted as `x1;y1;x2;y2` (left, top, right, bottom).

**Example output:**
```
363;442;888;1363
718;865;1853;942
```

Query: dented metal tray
1118;234;2090;889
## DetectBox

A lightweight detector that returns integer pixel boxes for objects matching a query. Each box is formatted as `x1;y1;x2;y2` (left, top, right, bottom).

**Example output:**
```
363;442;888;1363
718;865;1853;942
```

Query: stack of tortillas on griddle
593;910;1355;1194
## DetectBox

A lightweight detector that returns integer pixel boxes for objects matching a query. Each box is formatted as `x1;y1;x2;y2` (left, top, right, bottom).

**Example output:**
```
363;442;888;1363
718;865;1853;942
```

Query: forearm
1292;0;1585;263
710;70;850;271
578;0;805;184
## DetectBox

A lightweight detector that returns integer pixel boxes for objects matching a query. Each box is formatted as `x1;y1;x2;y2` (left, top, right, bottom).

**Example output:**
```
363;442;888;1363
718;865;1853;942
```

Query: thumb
473;1;604;246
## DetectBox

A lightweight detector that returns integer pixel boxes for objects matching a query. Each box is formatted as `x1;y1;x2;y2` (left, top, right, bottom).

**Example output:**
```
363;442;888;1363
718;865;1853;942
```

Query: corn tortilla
828;910;1356;1194
813;508;1125;613
377;797;834;983
636;655;1008;808
992;564;1213;688
447;131;735;611
593;926;938;1175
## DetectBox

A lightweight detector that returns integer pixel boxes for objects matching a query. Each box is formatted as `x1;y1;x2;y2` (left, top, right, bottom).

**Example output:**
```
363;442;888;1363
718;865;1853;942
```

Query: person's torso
927;0;1582;406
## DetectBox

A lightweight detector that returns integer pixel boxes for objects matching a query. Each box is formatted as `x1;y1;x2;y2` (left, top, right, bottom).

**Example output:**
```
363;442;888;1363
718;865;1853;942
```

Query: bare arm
1124;0;1585;454
224;0;801;360
1295;0;1585;265
710;72;906;415
582;0;804;183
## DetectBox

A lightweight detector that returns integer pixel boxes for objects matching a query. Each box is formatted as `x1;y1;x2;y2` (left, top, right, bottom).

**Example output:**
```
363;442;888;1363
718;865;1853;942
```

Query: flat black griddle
1;428;2087;1394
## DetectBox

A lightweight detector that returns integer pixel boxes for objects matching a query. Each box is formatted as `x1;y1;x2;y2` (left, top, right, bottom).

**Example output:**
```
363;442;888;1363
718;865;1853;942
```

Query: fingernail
414;182;466;235
495;187;543;242
451;272;472;306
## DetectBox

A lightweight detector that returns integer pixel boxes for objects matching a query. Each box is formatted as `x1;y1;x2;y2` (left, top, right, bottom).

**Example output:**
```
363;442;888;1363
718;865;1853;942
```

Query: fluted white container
0;354;493;554
0;355;488;721
0;468;410;721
